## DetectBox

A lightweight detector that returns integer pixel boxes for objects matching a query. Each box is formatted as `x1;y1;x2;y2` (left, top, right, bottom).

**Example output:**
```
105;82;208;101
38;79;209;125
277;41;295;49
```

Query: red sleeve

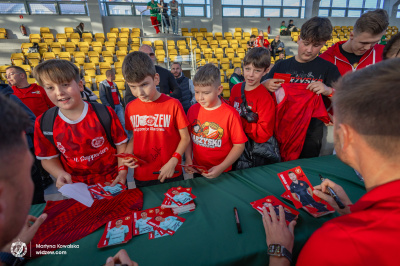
243;91;275;143
228;107;247;144
174;99;190;130
38;85;55;109
107;106;128;145
264;39;270;48
228;84;239;106
124;101;134;131
34;115;60;160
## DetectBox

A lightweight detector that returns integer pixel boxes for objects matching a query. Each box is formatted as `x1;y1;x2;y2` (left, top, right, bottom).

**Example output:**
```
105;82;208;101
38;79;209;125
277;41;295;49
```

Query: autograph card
98;215;132;248
273;73;291;84
97;182;127;197
250;196;299;225
147;215;186;236
277;166;334;216
179;164;209;174
132;207;172;236
113;153;147;165
164;186;196;206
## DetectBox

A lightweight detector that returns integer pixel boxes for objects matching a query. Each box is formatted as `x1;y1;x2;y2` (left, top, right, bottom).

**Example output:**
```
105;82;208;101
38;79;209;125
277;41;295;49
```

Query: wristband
172;152;182;162
118;165;128;172
327;88;335;97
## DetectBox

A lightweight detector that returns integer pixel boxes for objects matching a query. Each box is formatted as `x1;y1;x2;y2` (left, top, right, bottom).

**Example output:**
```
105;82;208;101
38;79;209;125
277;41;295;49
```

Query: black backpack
40;102;116;150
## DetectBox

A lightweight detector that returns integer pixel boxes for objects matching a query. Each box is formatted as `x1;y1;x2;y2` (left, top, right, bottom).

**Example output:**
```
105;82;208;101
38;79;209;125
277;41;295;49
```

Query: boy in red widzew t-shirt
33;60;128;189
229;47;275;168
6;65;55;117
185;64;247;179
122;52;190;187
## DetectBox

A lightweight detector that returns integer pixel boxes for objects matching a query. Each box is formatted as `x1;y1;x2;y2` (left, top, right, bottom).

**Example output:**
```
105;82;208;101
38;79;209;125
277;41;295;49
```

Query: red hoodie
12;83;55;117
319;41;384;76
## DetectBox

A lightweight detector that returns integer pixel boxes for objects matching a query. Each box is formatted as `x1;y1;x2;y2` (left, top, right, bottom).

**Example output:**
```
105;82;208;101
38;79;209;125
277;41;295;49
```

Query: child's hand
262;79;284;92
56;171;72;189
158;158;179;182
202;165;225;179
122;158;139;169
306;81;330;96
183;157;196;174
111;171;127;187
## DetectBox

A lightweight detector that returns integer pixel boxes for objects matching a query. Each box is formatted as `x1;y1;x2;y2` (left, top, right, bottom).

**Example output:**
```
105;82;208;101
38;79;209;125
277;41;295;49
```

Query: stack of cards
277;166;335;217
250;195;299;225
161;186;197;215
98;215;133;248
179;164;209;174
88;182;127;200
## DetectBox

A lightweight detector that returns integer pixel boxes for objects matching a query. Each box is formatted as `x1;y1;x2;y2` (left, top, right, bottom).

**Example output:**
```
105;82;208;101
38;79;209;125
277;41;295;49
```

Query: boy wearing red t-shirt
122;52;190;187
33;60;128;188
185;64;247;179
6;66;54;117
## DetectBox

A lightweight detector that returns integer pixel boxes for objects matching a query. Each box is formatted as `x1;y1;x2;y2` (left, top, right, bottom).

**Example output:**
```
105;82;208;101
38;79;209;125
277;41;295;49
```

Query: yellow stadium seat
200;28;207;33
99;62;111;75
73;52;86;65
102;51;114;64
37;43;48;56
0;65;9;81
0;28;7;39
11;53;25;66
130;32;140;38
234;32;242;41
224;32;233;40
243;32;250;39
190;28;198;33
17;65;31;77
181;28;189;33
56;33;67;45
107;33;117;43
121;28;130;33
117;41;128;52
132;27;141;34
232;58;241;69
42;52;56;61
210;40;218;49
116;50;127;62
65;42;76;53
21;43;32;55
78;42;90;53
154;40;164;50
88;51;100;65
214;32;223;41
29;34;41;43
43;33;54;44
70;33;81;45
82;33;93;44
84;75;92;90
95;75;107;89
91;42;103;53
84;63;97;78
119;32;129;42
235;28;242;33
115;61;123;74
27;53;41;67
115;74;124;89
95;33;105;44
64;27;74;39
105;41;116;53
40;27;50;37
59;52;71;61
219;40;228;49
27;78;38;84
131;45;140;52
131;38;140;46
50;42;62;56
110;28;120;34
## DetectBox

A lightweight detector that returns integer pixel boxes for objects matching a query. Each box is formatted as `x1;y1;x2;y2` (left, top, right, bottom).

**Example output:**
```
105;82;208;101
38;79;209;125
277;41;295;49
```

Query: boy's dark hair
33;59;80;86
281;21;285;24
300;16;332;43
383;33;400;60
354;9;388;35
250;35;256;39
193;63;220;87
122;51;156;83
5;66;26;78
0;94;31;181
105;69;115;77
172;62;182;67
289;20;293;23
243;47;271;70
333;58;400;157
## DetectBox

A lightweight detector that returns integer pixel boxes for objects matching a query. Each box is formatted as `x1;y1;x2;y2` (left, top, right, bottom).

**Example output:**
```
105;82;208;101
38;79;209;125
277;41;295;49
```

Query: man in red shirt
99;69;127;134
320;9;388;75
262;59;400;265
6;66;54;117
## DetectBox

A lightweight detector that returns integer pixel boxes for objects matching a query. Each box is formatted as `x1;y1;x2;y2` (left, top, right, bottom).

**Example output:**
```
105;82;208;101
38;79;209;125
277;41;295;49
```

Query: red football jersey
125;94;189;181
12;83;55;117
229;83;275;143
34;102;128;185
274;83;330;162
107;80;120;105
187;102;247;171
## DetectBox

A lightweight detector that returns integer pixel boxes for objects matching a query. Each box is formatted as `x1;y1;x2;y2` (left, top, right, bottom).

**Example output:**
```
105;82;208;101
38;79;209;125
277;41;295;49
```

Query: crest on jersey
11;239;27;257
57;142;66;154
92;137;105;148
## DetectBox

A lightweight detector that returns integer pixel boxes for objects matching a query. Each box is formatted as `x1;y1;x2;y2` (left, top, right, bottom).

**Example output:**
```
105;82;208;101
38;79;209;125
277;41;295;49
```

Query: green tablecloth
28;155;365;266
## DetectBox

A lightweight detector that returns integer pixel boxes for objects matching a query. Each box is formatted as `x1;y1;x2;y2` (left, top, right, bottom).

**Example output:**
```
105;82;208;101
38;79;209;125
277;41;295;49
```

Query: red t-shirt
297;179;400;265
125;94;189;181
12;83;55;117
34;102;128;185
274;83;330;162
229;83;275;143
107;80;120;105
187;102;247;171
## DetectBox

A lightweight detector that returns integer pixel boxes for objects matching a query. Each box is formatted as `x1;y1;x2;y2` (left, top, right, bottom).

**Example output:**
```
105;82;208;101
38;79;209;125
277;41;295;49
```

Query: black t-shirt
247;41;254;47
339;43;363;67
264;56;341;87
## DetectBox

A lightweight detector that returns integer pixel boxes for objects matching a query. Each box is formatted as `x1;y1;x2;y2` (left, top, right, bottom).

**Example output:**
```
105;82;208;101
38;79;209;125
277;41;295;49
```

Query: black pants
134;174;184;188
30;148;45;204
299;118;324;159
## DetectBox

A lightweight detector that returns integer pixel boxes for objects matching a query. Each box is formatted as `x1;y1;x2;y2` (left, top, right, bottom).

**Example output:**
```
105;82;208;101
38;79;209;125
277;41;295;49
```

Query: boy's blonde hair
122;51;156;83
33;59;80;86
193;63;220;87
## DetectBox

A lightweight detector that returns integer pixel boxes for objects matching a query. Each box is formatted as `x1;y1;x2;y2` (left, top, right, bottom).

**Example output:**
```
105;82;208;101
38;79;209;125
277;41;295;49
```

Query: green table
28;155;365;266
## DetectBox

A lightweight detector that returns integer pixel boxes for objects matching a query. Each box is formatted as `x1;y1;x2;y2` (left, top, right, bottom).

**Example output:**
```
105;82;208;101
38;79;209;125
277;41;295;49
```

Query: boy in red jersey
185;64;247;178
122;52;190;187
6;66;54;117
33;60;128;189
229;47;275;146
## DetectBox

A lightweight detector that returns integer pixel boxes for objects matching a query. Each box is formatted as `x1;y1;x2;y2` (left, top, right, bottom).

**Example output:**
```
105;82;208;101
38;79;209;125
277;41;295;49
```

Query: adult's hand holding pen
313;179;353;216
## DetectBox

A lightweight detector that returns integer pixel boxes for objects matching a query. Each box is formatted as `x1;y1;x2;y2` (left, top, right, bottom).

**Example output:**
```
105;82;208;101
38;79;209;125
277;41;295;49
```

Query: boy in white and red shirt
185;64;247;179
99;69;127;134
33;60;128;188
122;52;190;187
6;65;54;117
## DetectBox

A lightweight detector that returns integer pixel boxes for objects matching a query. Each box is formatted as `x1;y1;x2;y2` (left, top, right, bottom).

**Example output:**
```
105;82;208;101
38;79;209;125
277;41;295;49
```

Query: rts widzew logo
91;137;105;148
11;239;27;257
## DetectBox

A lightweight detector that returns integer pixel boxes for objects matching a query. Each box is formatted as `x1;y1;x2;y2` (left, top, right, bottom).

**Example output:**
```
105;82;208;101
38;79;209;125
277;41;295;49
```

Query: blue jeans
114;104;128;136
161;15;170;32
171;16;178;34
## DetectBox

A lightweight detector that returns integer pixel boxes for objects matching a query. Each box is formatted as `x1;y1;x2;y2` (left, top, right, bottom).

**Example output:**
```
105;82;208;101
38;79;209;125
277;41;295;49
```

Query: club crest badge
92;137;105;148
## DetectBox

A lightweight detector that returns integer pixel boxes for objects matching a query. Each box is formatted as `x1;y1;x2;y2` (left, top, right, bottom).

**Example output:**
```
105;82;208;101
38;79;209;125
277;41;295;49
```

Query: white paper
59;183;94;207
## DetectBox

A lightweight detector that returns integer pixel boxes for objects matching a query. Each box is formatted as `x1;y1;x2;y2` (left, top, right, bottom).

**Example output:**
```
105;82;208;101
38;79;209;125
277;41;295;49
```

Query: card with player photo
281;191;333;218
164;186;196;206
88;185;113;200
98;215;132;248
179;164;209;174
96;181;127;197
113;153;147;165
277;166;334;215
147;215;186;236
132;207;172;236
250;196;299;225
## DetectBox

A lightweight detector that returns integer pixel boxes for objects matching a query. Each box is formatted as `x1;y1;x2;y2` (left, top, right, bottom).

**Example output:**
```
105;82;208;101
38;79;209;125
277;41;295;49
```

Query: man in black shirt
124;45;182;105
263;17;341;159
247;35;256;49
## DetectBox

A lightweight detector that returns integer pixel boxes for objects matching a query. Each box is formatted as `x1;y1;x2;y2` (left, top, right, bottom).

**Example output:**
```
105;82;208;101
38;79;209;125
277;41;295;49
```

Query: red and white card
164;186;196;206
250;195;299;225
277;166;334;217
179;164;209;174
132;207;172;236
98;215;132;248
273;73;291;84
113;153;147;165
147;215;186;237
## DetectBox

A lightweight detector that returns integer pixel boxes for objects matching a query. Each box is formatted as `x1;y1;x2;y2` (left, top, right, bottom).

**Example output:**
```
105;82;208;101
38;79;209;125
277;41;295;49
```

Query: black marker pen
319;174;346;209
234;207;242;234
